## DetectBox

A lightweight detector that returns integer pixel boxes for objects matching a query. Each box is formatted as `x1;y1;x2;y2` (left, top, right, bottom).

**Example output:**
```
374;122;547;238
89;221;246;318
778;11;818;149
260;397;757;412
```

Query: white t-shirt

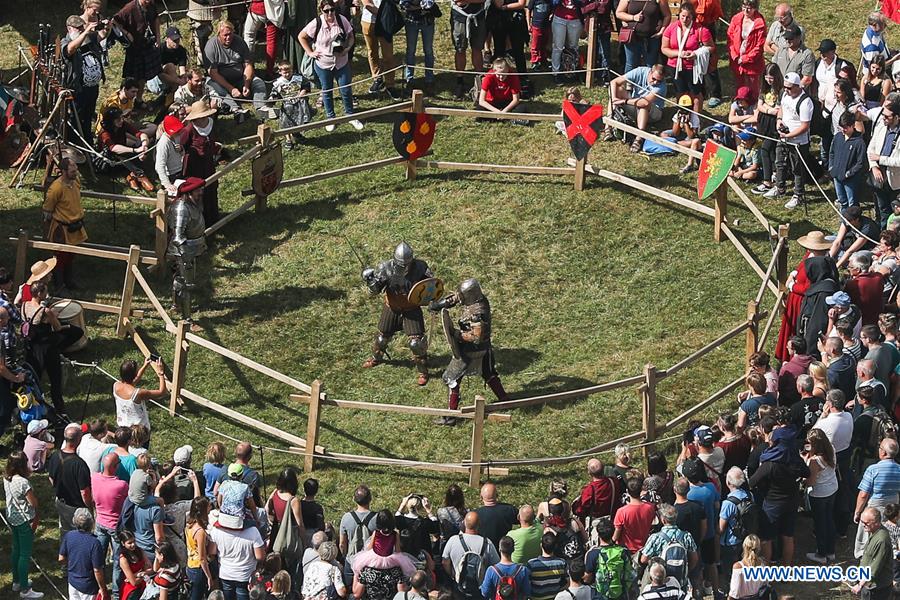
77;435;115;473
361;0;382;23
813;412;854;453
114;384;151;430
554;585;593;600
815;57;840;111
780;90;814;145
207;524;265;583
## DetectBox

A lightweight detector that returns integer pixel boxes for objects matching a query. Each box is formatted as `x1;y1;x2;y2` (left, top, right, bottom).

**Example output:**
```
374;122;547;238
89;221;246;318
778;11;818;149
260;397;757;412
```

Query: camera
149;353;161;362
778;123;790;134
331;32;346;54
97;19;110;30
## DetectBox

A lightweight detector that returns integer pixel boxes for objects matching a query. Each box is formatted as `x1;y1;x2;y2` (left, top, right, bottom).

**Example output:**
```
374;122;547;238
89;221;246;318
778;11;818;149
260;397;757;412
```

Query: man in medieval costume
361;242;434;385
429;278;509;425
167;177;207;329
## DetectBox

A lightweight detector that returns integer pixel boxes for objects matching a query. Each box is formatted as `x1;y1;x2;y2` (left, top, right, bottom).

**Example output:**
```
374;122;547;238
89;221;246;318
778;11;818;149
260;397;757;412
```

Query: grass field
0;0;886;597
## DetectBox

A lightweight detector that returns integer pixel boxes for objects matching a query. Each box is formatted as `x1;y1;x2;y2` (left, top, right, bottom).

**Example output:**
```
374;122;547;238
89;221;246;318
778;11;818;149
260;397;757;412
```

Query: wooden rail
755;236;786;305
204;197;258;237
727;178;776;238
662;321;752;379
274;156;408;191
238;101;414;143
10;235;158;266
423;106;559;121
417;160;576;176
130;264;176;333
80;189;157;206
471;375;646;413
205;145;262;188
664;375;746;430
720;224;780;296
290;394;511;422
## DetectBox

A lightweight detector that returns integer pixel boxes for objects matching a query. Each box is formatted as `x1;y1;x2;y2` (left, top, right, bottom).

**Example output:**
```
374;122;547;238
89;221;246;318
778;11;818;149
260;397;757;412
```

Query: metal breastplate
167;199;207;258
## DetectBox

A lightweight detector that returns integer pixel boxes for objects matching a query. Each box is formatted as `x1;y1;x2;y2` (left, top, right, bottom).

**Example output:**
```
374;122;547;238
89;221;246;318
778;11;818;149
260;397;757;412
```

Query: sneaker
762;186;783;199
349;119;364;131
20;590;44;599
751;183;770;195
602;128;617;142
234;108;249;125
707;97;723;108
805;552;827;564
368;78;385;93
12;582;32;592
325;124;336;132
784;195;801;209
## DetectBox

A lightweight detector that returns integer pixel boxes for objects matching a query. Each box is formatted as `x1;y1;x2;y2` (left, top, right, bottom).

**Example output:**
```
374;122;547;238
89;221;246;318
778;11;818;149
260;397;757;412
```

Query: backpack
593;545;633;600
659;532;688;587
455;533;488;599
551;521;585;561
860;405;898;453
491;564;522;600
350;511;376;554
726;493;760;541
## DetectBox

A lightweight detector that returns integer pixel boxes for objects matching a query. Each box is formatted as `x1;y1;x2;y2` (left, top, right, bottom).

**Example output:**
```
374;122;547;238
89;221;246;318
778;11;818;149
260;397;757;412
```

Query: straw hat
185;99;217;121
26;258;57;284
796;231;831;251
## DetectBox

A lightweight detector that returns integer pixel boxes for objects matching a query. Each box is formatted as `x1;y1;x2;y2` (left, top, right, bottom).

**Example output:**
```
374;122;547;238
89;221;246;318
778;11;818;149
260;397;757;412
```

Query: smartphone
149;353;161;362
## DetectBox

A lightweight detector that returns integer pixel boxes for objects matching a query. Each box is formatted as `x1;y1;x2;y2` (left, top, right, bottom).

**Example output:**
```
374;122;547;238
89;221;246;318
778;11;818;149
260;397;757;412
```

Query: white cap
173;444;193;465
27;419;49;435
784;72;802;87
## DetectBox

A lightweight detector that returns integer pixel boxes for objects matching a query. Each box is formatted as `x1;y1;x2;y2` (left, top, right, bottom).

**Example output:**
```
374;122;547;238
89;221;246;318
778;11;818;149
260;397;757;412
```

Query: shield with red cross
562;100;604;161
393;113;437;160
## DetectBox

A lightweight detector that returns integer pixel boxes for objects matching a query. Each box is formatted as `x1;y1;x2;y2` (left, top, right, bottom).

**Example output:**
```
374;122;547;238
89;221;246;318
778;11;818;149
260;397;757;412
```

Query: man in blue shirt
481;535;531;600
605;64;667;152
718;467;752;586
683;458;720;597
854;438;900;558
59;508;108;600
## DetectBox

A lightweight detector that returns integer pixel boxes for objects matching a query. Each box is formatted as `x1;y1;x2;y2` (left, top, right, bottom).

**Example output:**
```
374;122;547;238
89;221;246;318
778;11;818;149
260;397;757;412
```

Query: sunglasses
322;8;335;13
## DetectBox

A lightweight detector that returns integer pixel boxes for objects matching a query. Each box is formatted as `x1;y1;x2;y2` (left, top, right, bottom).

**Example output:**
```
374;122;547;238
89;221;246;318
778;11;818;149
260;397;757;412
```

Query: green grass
0;1;884;597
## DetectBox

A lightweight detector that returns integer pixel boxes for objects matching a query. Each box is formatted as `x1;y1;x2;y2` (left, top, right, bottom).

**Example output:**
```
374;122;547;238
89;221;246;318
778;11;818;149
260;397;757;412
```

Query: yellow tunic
94;92;135;135
43;177;88;246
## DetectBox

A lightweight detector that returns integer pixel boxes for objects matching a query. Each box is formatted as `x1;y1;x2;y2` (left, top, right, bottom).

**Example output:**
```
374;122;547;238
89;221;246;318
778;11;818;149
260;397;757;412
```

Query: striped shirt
527;555;567;600
859;459;900;500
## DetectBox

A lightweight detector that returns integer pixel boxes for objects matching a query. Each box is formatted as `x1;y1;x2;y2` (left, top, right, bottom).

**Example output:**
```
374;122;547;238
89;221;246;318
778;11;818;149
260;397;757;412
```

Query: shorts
699;537;717;566
759;505;797;540
666;66;704;96
622;102;663;123
377;304;426;337
451;12;487;52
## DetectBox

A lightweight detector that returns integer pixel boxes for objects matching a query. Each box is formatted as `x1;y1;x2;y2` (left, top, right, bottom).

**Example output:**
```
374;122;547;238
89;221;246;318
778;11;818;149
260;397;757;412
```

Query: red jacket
727;12;766;76
572;477;622;520
846;272;885;326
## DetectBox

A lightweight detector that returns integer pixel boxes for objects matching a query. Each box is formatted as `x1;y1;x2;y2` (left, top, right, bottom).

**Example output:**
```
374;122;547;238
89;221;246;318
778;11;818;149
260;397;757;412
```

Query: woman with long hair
728;534;769;599
185;497;214;600
436;483;467;543
751;63;783;197
808;361;829;399
660;2;713;116
153;540;183;600
266;466;307;584
861;55;892;110
802;428;838;564
4;452;41;600
119;530;150;600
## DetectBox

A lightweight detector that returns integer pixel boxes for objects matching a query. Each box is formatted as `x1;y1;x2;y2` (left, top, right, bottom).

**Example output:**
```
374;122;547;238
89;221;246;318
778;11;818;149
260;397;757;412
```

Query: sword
343;234;368;269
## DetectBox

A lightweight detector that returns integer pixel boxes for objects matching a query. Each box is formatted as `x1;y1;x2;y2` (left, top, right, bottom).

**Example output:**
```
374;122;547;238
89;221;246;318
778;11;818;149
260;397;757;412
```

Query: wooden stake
641;364;657;464
304;379;323;473
776;224;790;292
714;186;727;243
170;320;189;416
585;16;597;88
154;190;167;278
469;395;486;488
14;229;29;286
574;157;586;191
746;300;759;363
407;90;424;182
116;245;141;337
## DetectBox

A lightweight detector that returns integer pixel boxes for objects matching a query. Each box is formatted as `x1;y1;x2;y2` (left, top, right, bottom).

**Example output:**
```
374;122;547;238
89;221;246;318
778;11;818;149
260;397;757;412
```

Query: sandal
630;138;644;153
602;128;616;142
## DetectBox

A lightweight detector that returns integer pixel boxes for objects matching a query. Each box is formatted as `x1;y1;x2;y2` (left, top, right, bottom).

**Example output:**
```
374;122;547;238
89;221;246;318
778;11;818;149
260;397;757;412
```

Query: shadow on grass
204;285;346;325
511;374;598;410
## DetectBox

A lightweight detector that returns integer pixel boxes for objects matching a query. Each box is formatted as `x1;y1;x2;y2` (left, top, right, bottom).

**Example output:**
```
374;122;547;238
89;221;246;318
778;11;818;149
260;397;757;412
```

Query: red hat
177;177;206;195
735;86;752;101
163;115;185;137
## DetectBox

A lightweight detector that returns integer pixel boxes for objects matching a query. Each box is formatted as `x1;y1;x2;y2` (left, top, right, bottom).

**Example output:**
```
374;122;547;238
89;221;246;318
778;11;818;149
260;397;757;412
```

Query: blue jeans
809;492;837;556
221;578;250;600
623;36;661;73
313;63;355;119
834;175;861;210
595;31;611;73
551;17;583;73
187;566;208;600
405;19;435;82
873;184;898;229
95;524;120;595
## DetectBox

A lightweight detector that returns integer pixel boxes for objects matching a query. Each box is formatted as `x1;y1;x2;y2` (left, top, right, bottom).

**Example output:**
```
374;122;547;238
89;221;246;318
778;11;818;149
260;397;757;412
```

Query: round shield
407;277;444;306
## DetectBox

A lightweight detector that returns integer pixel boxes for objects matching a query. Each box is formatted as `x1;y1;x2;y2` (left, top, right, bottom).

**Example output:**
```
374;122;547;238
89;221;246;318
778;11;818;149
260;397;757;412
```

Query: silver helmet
393;242;414;269
457;278;483;305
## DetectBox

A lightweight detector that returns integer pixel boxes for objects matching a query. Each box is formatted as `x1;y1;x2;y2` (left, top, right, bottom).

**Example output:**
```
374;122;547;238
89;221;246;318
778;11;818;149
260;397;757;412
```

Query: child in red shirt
478;58;529;125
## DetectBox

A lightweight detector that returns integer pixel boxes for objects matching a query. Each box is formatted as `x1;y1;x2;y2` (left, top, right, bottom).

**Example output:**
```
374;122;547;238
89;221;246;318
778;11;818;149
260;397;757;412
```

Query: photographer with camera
765;71;815;210
299;0;364;131
63;12;105;147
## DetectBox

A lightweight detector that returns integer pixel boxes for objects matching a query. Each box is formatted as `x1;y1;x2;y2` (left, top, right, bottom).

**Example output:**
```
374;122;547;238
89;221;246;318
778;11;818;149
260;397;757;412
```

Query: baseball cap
737;126;757;142
228;462;245;478
784;72;802;87
677;94;693;108
173;444;193;465
165;26;182;40
818;39;837;53
735;86;753;102
825;291;851;306
27;419;49;435
695;426;715;447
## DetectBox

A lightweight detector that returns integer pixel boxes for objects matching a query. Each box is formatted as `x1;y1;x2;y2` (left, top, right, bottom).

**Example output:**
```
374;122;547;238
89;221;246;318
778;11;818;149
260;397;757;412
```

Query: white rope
64;118;161;167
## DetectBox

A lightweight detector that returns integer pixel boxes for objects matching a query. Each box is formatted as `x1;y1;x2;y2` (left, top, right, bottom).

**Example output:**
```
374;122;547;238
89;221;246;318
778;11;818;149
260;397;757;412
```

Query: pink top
23;436;47;472
372;529;395;557
302;15;353;71
663;22;712;70
91;472;129;529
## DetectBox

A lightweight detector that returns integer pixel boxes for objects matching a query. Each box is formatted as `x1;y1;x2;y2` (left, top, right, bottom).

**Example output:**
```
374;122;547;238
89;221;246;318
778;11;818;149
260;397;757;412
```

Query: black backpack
350;511;376;554
551;521;585;561
726;493;760;540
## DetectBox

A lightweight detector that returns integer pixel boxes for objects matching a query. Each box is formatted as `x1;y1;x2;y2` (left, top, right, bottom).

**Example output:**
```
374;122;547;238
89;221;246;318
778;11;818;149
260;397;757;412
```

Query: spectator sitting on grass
478;57;529;126
604;64;667;153
663;94;702;174
732;128;761;181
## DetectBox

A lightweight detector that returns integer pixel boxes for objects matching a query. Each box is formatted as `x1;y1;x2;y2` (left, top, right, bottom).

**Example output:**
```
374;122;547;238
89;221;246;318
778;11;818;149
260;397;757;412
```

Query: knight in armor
167;177;207;329
361;242;433;386
429;278;509;426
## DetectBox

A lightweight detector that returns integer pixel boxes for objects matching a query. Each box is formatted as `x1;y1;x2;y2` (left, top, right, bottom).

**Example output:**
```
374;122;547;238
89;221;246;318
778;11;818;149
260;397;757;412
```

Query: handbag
618;24;634;43
270;494;304;568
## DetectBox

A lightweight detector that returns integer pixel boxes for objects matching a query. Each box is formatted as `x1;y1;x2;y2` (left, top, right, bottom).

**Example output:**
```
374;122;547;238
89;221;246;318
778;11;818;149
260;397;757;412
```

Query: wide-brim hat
185;99;217;120
27;258;57;284
797;230;831;250
217;512;244;529
27;419;49;435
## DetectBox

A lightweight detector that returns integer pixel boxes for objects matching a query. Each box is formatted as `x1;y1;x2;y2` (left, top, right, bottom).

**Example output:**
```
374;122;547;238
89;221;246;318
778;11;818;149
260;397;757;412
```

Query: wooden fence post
14;229;29;286
640;364;657;464
776;223;790;292
585;16;597;88
407;90;424;182
116;245;141;337
304;379;323;473
469;395;486;488
255;124;272;212
714;186;727;243
746;300;759;362
169;320;189;415
574;158;586;191
154;190;167;278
